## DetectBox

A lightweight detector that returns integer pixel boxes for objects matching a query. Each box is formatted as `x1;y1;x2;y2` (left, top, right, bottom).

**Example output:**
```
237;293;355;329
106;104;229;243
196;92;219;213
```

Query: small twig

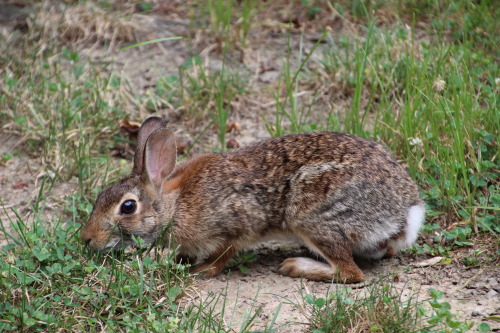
453;268;484;293
346;280;372;289
200;43;218;58
246;90;311;108
0;204;16;209
472;207;478;233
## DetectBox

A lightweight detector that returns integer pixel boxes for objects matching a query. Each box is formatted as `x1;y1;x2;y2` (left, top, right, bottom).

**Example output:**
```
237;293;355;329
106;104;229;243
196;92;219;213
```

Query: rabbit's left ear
144;128;177;188
133;117;167;175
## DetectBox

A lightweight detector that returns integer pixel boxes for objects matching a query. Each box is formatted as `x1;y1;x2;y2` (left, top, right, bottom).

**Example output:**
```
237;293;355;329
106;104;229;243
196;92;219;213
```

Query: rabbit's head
81;117;178;251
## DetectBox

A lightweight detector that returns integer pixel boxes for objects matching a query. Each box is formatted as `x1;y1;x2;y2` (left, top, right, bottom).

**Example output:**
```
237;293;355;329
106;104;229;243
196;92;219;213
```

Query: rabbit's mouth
103;238;122;251
103;234;156;252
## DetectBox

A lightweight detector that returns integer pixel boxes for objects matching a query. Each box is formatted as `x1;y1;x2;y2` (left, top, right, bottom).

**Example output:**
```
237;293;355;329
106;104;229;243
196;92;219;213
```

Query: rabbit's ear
133;117;167;174
144;128;177;188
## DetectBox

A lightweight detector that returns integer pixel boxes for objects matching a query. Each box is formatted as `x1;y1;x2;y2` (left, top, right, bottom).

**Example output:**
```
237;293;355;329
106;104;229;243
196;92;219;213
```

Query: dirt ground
0;3;498;332
188;242;500;331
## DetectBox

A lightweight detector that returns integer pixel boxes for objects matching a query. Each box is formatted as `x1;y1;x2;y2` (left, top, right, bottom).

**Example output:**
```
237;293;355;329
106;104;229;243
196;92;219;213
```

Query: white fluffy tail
354;204;425;259
389;204;425;252
405;204;425;245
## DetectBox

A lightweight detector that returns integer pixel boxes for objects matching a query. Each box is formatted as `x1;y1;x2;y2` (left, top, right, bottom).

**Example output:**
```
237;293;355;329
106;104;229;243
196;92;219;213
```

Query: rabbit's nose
82;235;91;246
80;228;92;245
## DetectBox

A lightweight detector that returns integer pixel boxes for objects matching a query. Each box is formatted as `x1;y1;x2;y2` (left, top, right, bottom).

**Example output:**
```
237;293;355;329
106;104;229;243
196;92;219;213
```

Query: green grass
0;0;498;331
292;278;476;333
189;0;258;45
0;195;232;331
0;41;128;196
178;57;248;151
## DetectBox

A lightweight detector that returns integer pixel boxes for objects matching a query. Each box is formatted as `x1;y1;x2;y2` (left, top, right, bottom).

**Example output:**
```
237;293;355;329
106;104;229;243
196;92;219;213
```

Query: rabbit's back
226;132;405;179
225;132;419;203
224;132;422;254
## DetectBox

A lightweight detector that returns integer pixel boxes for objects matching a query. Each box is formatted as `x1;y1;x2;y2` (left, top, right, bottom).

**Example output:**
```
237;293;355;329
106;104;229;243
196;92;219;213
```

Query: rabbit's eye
120;200;137;215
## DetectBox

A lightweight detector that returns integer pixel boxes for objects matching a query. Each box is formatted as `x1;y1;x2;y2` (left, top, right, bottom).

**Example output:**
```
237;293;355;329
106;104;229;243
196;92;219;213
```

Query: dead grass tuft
37;2;141;48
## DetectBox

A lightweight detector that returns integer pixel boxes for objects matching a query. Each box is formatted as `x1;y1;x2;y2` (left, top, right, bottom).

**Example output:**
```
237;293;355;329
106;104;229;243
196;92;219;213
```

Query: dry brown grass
35;1;142;49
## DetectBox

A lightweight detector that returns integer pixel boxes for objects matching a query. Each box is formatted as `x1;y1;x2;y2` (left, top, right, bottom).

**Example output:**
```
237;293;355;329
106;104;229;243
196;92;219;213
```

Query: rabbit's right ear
133;117;167;174
144;128;177;188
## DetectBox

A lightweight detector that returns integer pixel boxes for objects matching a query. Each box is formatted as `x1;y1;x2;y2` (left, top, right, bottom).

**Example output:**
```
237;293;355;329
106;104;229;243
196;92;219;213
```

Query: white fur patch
352;227;397;258
406;204;425;245
388;204;425;252
288;257;331;271
364;248;388;260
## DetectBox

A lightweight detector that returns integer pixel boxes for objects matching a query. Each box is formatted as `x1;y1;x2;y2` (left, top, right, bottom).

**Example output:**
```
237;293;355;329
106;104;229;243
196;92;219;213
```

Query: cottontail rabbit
81;117;424;283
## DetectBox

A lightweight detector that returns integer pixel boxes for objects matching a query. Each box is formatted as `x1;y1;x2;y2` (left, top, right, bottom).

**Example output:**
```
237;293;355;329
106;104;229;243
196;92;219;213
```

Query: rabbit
81;116;425;283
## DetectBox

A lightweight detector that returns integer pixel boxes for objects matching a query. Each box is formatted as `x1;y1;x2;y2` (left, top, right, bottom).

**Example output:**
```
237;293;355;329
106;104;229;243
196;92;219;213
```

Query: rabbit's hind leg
278;236;365;283
191;243;238;277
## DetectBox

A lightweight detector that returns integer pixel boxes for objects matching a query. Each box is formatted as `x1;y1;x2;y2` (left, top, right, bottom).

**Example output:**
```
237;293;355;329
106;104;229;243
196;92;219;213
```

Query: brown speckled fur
81;117;424;283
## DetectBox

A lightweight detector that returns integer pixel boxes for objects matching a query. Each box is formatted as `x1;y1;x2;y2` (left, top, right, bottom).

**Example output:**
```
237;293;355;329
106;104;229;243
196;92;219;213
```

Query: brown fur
386;229;407;257
81;117;424;283
191;243;238;276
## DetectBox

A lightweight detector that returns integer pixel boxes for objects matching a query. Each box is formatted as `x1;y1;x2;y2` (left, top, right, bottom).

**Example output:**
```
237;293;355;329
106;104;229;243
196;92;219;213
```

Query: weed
425;288;475;332
191;0;258;46
296;278;475;332
1;153;13;164
208;0;233;42
238;0;258;46
265;30;328;137
0;41;128;200
227;250;258;274
38;1;139;47
175;56;248;124
302;280;420;332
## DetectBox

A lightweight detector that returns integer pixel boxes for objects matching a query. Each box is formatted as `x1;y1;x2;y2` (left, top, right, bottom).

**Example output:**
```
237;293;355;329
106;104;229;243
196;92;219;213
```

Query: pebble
488;278;498;286
485;289;498;299
259;71;279;83
471;307;484;317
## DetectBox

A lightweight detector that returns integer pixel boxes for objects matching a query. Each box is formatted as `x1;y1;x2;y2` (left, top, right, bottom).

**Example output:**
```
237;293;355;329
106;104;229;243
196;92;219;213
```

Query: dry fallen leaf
12;181;28;190
226;138;240;149
120;119;141;134
110;147;127;158
412;256;444;267
226;121;241;133
176;138;192;155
